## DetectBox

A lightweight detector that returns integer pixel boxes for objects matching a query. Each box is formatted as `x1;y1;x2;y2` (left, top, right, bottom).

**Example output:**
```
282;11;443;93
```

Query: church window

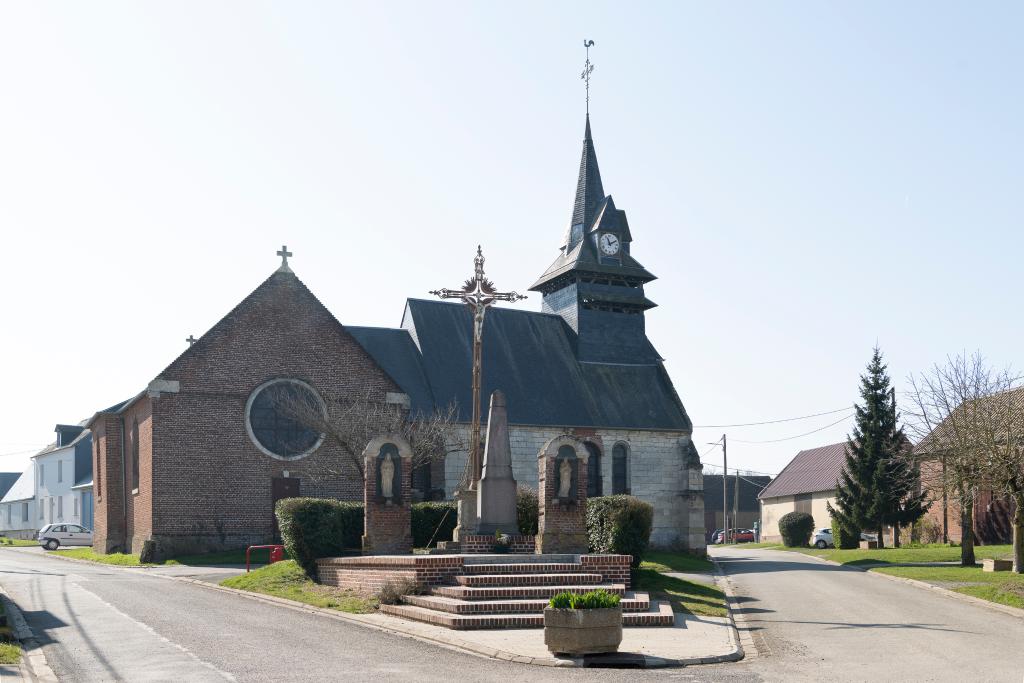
22;502;28;522
245;379;325;460
130;418;140;492
585;442;602;497
612;443;629;495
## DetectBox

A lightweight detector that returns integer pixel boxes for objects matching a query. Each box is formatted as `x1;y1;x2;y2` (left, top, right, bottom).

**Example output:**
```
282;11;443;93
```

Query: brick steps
459;562;584;574
402;591;654;615
455;572;603;587
380;600;674;630
432;583;626;600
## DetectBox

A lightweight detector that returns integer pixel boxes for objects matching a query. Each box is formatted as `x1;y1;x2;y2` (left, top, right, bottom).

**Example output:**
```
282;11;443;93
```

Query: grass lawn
0;605;18;666
789;544;1013;566
640;550;714;574
0;538;38;547
634;567;727;617
52;548;177;566
171;548;291;566
727;542;783;550
871;564;1024;610
221;560;376;613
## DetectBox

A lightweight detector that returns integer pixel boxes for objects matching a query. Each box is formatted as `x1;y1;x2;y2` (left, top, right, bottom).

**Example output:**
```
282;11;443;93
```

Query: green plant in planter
548;590;621;610
492;530;512;554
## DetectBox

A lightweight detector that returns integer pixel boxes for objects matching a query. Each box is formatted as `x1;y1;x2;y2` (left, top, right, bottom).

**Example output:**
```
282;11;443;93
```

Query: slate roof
0;466;35;503
532;117;655;292
758;442;848;499
348;298;691;431
704;475;772;513
0;473;20;500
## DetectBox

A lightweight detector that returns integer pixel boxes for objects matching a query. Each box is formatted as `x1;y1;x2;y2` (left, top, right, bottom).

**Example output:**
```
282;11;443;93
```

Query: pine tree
828;347;927;548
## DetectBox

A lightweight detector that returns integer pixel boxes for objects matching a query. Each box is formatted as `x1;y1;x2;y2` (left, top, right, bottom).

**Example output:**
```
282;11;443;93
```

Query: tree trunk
876;524;884;549
961;494;976;567
1013;493;1024;574
893;524;901;548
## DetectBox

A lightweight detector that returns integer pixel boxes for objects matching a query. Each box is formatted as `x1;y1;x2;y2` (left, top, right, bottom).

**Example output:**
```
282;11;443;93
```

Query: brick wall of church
139;272;403;557
443;424;705;551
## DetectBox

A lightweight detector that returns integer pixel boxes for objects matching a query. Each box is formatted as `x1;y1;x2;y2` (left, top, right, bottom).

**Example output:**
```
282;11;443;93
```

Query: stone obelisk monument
476;390;518;535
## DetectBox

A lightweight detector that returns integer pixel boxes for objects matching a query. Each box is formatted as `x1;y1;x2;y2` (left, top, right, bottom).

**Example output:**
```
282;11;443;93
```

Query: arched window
612;443;629;495
585;442;602;497
130;418;140;491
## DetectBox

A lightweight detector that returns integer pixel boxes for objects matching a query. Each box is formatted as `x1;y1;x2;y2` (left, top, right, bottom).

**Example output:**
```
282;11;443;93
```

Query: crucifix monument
430;246;525;538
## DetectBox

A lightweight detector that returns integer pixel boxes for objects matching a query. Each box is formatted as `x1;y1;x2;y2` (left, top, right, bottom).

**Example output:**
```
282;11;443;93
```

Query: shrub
779;511;815;547
378;577;420;605
276;498;363;577
830;517;860;550
548;589;621;609
517;485;539;535
411;501;457;548
586;495;653;567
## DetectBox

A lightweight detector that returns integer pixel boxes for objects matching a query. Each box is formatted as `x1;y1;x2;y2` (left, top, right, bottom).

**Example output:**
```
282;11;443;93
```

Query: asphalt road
711;545;1024;682
0;549;747;683
3;546;1022;682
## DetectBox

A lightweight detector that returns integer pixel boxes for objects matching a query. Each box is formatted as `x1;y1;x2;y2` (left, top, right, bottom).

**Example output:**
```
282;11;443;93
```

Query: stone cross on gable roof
186;335;197;346
277;245;293;273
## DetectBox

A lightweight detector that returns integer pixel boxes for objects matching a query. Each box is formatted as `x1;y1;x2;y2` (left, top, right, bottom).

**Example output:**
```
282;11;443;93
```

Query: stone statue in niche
554;445;578;502
558;458;572;498
376;443;401;503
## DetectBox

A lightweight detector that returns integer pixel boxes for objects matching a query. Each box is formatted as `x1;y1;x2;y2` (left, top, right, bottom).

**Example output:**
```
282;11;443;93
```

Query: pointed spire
570;114;606;235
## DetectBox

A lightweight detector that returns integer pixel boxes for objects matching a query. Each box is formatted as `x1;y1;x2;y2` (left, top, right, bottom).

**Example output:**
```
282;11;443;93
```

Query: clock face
599;233;620;255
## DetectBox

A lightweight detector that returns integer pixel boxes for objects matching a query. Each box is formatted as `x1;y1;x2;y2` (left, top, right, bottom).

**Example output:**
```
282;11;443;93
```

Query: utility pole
733;466;740;545
722;434;728;544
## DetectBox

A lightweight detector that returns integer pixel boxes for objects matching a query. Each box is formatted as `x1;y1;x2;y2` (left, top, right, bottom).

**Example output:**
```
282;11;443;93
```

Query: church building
89;115;704;556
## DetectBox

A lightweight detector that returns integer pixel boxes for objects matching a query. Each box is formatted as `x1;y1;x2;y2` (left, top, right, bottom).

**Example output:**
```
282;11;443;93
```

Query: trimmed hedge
830;516;860;550
412;501;457;548
276;498;363;577
585;495;653;567
779;511;815;547
517;486;539;535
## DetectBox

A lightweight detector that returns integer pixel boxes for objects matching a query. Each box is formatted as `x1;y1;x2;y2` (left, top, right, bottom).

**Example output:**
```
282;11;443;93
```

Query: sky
1;2;1022;479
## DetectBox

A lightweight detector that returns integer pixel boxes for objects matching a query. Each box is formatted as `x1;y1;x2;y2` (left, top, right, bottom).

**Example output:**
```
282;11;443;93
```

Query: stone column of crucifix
430;246;526;489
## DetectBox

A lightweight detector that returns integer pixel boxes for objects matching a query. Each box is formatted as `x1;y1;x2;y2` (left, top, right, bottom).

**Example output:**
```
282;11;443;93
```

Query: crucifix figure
277;245;293;272
186;335;197;346
430;246;526;488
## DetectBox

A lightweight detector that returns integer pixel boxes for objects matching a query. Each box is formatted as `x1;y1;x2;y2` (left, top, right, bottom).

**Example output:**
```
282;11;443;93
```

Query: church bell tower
529;115;661;365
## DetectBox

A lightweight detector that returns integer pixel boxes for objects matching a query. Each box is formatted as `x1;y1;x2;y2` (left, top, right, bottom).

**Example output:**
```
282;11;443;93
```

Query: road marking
70;580;237;682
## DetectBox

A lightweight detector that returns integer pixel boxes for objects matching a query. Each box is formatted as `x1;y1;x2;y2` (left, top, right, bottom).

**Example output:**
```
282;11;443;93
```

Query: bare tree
906;352;1024;569
275;388;465;489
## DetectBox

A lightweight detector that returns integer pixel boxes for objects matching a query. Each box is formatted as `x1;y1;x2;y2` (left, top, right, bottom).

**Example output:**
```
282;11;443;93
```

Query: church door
271;477;300;542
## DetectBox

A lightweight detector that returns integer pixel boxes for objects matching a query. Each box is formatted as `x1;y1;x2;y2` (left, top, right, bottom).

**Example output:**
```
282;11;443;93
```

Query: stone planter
543;606;623;655
859;540;878;550
983;558;1013;572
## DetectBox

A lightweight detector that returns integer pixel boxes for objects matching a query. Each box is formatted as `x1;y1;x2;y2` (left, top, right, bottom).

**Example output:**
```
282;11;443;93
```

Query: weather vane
581;39;595;114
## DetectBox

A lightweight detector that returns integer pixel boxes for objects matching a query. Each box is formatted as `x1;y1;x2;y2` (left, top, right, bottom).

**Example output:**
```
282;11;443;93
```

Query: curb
794;550;1024;621
709;556;751;663
0;585;58;683
19;549;744;669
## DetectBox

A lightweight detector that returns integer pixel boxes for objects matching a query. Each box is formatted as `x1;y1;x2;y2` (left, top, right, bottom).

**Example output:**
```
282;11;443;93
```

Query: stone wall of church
443;424;705;551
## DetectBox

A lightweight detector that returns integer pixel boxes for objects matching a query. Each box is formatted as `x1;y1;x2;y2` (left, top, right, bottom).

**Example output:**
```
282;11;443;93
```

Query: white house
1;466;37;539
33;424;94;531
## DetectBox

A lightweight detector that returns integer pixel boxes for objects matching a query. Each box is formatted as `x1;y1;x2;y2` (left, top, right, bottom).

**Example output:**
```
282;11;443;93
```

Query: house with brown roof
758;442;847;542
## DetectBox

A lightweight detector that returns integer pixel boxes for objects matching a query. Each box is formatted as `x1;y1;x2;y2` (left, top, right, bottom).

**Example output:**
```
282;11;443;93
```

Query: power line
693;406;851;429
729;414;853;444
0;448;40;458
702;462;779;478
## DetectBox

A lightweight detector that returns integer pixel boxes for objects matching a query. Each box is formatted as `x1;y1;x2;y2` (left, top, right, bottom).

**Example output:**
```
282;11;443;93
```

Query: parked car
37;523;93;550
708;528;724;544
812;528;880;548
714;528;755;544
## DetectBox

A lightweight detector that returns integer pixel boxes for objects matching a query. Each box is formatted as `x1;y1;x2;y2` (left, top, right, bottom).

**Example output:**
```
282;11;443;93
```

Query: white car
813;528;834;548
37;523;93;550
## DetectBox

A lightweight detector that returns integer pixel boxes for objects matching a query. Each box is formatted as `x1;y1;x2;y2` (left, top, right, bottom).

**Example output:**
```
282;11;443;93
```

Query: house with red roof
758;442;847;542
